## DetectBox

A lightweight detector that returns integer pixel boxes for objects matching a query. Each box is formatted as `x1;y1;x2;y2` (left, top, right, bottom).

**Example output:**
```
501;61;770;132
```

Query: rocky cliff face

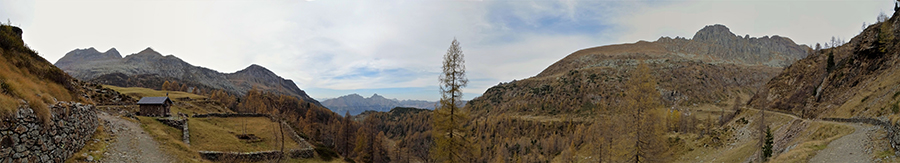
659;24;809;67
470;24;806;116
54;48;321;106
748;12;900;119
322;93;437;115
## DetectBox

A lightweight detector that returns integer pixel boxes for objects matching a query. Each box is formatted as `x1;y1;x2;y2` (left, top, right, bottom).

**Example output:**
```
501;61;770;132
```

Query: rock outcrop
748;11;900;119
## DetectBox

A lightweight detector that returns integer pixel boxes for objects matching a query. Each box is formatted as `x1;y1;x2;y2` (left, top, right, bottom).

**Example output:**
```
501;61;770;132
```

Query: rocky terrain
748;11;900;119
322;93;437;115
54;48;320;106
469;24;808;116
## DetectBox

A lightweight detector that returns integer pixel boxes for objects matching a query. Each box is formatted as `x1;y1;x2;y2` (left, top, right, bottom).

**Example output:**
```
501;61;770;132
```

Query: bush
879;21;895;53
314;146;339;161
826;52;835;73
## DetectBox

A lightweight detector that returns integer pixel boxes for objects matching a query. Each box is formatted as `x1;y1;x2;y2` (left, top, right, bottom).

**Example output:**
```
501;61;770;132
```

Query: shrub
826;51;835;73
314;146;339;161
879;21;895;53
892;101;899;114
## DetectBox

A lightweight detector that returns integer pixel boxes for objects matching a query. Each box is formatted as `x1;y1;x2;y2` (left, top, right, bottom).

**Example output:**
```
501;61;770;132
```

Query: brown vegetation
0;24;83;124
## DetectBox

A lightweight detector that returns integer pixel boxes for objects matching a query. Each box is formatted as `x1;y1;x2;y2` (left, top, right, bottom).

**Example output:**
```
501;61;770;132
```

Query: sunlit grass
189;116;299;152
104;85;204;99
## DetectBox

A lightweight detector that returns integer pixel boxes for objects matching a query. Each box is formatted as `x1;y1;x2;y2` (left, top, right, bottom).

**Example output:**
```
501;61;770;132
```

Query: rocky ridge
54;48;320;106
322;93;437;115
469;24;808;116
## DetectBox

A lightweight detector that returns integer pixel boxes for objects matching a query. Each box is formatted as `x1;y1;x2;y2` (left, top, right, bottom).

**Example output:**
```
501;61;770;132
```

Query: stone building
138;97;172;117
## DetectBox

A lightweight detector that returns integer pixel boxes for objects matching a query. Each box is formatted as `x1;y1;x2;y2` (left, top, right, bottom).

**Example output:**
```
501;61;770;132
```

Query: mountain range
321;93;439;115
467;24;810;116
54;47;321;106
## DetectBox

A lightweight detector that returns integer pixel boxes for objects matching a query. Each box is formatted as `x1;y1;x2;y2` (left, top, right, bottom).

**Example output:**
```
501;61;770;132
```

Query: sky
0;0;893;101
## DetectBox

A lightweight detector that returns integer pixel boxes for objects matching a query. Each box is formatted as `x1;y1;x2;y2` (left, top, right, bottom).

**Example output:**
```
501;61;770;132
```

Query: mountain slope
0;24;111;122
749;12;900;119
467;24;809;116
321;93;437;115
54;48;321;106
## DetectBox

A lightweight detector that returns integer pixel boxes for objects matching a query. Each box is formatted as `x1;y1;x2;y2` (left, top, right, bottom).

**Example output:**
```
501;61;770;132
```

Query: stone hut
138;97;172;117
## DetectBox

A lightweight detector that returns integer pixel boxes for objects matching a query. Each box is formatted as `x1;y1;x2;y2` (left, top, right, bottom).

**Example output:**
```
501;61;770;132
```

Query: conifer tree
624;62;666;163
162;81;171;91
432;38;472;163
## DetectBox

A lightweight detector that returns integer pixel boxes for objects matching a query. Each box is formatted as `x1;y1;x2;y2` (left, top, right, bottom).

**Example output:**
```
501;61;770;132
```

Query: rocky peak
104;48;122;58
344;93;365;99
370;93;386;99
55;47;121;68
234;64;278;78
136;47;162;56
692;24;738;43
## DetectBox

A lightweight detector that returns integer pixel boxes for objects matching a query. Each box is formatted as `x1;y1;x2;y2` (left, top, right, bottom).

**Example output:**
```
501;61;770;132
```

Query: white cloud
613;0;893;46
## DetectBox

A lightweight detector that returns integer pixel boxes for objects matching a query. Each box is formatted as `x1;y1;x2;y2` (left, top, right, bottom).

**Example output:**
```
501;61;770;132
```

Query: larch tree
624;62;666;163
431;38;472;163
161;81;171;91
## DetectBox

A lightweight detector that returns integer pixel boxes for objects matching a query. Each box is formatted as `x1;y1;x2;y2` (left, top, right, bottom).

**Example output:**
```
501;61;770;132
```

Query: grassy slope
104;85;205;99
190;116;300;152
0;24;79;122
103;85;232;115
104;85;338;162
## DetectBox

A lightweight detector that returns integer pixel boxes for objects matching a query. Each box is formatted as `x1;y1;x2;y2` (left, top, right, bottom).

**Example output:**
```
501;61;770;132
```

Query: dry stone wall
0;102;98;163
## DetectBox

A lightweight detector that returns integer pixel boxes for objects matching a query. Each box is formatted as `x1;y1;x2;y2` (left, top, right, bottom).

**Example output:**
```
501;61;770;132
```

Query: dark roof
137;97;172;105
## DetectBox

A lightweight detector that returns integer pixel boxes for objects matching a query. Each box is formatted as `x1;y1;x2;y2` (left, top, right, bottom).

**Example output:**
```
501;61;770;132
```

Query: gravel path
810;123;873;163
99;113;174;163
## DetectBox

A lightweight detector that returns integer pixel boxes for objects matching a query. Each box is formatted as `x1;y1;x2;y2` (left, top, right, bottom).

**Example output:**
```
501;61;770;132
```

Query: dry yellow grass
104;85;205;99
138;116;208;163
189;116;299;152
66;124;112;163
0;50;75;123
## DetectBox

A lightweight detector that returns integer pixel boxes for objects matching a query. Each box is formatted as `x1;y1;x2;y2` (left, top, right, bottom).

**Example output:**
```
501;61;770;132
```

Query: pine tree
624;62;666;163
431;38;472;163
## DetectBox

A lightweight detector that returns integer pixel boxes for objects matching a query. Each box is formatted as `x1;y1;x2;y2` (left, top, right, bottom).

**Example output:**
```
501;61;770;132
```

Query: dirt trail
810;123;873;163
98;113;174;163
745;108;874;162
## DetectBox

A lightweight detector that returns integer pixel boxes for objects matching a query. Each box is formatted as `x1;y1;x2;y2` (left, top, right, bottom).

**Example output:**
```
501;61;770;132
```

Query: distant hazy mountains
54;47;321;106
322;93;439;115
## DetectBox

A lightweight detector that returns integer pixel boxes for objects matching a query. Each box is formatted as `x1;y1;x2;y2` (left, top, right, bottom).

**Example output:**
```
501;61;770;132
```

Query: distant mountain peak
55;47;123;68
234;64;279;78
692;24;737;42
322;93;438;115
104;47;122;58
137;47;161;56
55;47;322;107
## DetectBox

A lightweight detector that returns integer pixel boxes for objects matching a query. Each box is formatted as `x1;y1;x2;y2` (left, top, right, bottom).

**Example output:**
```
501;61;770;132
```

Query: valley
2;1;899;163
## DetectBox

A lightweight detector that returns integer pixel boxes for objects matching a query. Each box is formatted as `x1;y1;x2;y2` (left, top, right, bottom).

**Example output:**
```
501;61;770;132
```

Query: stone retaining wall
191;113;269;118
0;102;98;163
199;149;311;162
